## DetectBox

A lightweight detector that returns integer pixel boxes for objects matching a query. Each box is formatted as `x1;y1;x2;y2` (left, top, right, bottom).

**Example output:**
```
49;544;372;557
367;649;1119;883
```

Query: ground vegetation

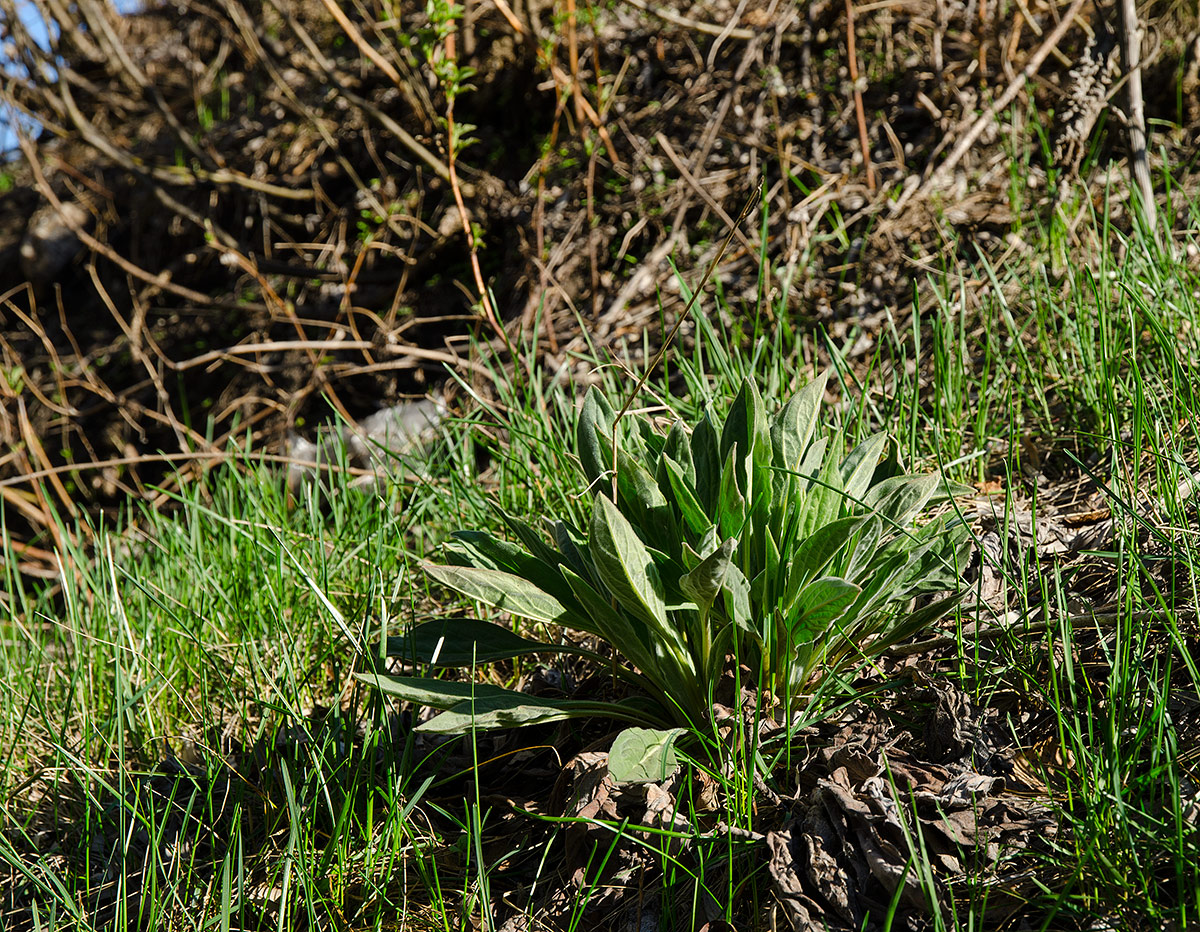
1;0;1199;928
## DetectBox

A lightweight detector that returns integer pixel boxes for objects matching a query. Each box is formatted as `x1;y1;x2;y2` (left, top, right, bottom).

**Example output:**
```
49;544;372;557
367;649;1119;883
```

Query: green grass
3;168;1200;929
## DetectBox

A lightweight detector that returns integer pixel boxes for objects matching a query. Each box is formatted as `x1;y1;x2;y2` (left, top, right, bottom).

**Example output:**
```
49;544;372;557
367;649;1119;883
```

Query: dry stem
845;0;876;191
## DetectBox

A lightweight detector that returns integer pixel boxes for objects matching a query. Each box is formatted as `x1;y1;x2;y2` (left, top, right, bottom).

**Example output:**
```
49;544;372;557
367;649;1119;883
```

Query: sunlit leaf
718;442;747;539
842;432;888;504
771;369;829;472
791;577;860;644
608;727;686;784
616;447;676;545
590;494;668;632
690;412;720;514
578;386;615;494
424;563;571;625
679;537;736;610
662;455;710;536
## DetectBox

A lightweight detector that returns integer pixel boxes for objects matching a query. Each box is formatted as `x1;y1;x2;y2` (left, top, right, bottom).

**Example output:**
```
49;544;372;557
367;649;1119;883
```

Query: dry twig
845;0;876;191
1117;0;1157;236
911;0;1088;202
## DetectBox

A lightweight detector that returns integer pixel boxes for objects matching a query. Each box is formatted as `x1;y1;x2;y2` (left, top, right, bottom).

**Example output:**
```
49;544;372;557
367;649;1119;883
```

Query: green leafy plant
361;373;971;762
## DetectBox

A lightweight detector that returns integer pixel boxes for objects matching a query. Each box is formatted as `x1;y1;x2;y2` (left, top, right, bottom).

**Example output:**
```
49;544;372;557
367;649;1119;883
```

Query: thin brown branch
566;0;584;125
549;63;621;165
845;0;876;191
621;0;755;40
655;132;756;253
317;0;402;84
447;115;503;338
337;87;458;189
17;133;266;310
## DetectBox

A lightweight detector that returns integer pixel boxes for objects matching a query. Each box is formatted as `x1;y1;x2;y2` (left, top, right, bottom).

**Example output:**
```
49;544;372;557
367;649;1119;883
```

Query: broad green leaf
616;447;676;544
862;473;939;526
749;567;767;607
418;696;581;732
560;565;659;676
590;494;669;632
362;675;669;735
720;381;749;466
356;673;523;710
721;562;752;633
497;510;564;568
679;537;735;610
635;417;665;456
762;527;781;604
843;515;883;580
771;369;829;471
870;592;963;651
941;478;977;500
894;521;971;595
721;380;770;507
448;529;527;569
441;539;475;569
608;727;686;784
424;563;571;625
559;566;696;713
870;435;905;484
697;524;721;560
841;433;888;504
384;618;575;667
447;529;577;607
844;544;929;620
718;442;747;540
797;447;846;539
577;387;615;494
791;577;861;643
419;694;666;734
661;420;694;484
768;470;797;533
554;519;593;582
794;436;830;492
662;455;710;536
785;516;863;605
747;382;774;522
690;412;721;514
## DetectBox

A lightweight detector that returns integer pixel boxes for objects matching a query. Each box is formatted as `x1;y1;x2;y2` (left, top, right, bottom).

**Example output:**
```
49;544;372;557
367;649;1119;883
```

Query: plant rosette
359;373;972;782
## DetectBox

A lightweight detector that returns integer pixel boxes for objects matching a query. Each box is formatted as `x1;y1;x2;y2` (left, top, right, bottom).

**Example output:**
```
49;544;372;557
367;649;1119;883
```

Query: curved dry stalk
609;184;760;500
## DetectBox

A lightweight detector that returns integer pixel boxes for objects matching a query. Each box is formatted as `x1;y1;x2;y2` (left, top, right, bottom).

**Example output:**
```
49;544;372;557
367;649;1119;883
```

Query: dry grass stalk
914;0;1089;200
845;0;876;191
